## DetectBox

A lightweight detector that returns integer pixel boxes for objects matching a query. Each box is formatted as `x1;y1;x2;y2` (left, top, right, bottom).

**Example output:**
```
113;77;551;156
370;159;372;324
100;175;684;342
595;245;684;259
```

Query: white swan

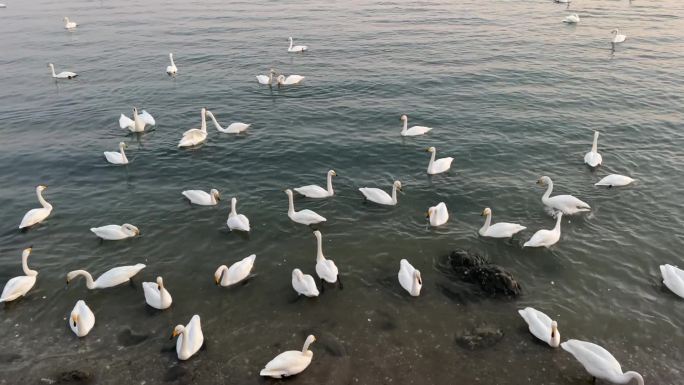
69;300;95;337
287;37;308;53
313;231;339;285
426;147;453;175
227;197;250;232
517;307;560;347
537;176;590;215
215;254;256;286
172;315;204;361
292;269;319;297
166;53;177;75
90;223;139;240
143;276;172;310
561;339;644;385
182;189;220;206
359;180;402;206
595;174;635;187
479;207;526;238
206;110;250;134
178;108;208;147
260;335;316;378
400;114;432;136
611;28;627;44
555;0;570;3
584;131;602;167
104;142;129;165
119;107;155;133
0;4;7;8
285;189;326;225
426;202;449;227
660;264;684;299
19;185;52;230
66;264;146;289
294;170;336;198
63;17;77;29
0;247;37;303
523;213;563;248
277;74;305;86
398;259;422;296
563;14;580;24
48;63;77;79
256;69;276;85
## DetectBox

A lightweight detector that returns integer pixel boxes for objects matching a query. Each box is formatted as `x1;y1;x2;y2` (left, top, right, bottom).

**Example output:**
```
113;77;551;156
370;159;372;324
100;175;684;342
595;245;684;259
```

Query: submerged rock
54;370;93;384
455;325;504;350
447;249;521;297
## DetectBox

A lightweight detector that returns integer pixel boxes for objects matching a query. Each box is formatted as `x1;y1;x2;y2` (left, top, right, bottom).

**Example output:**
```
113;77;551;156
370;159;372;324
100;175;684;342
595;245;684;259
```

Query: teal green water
0;0;682;383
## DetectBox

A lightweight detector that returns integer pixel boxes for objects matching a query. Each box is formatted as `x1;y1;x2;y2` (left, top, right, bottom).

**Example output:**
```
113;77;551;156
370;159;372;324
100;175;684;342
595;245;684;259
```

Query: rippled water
0;0;683;383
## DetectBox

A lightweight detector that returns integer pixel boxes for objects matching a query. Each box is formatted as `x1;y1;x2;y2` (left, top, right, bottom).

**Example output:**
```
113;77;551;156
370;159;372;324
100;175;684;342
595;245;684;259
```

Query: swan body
313;231;338;284
595;174;635;187
119;107;155;132
166;53;177;75
524;213;563;248
660;264;684;298
48;63;77;79
292;269;319;297
215;254;256;286
178;108;208;147
260;335;316;378
398;259;422;296
206;110;250;134
426;202;449;227
426;147;453;175
0;4;7;8
285;189;326;225
400;115;432;136
561;340;644;385
104;142;129;165
19;185;52;229
518;307;560;347
287;37;308;53
66;263;146;289
172;315;204;361
63;17;77;29
143;276;172;310
563;14;580;23
537;176;590;215
257;69;275;85
0;247;37;303
359;180;402;206
479;207;526;238
555;0;570;3
69;300;95;337
182;189;220;206
294;170;336;198
277;74;305;86
584;131;602;167
90;223;139;240
611;29;627;44
227;197;250;232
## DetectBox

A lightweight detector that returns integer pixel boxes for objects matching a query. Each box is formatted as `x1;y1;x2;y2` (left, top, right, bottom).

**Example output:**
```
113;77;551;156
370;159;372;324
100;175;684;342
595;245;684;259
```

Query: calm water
0;0;683;383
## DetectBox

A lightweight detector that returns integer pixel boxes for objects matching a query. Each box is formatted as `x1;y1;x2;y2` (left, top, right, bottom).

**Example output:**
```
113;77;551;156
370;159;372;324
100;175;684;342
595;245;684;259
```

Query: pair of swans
90;223;139;240
172;315;204;360
261;335;316;378
612;29;627;44
119;107;156;133
359;180;402;206
398;259;422;296
215;254;256;286
183;188;221;205
292;268;319;297
294;170;336;198
518;307;560;347
562;340;644;385
19;185;52;230
63;17;77;29
143;276;172;309
479;208;526;238
70;300;95;337
584;131;602;167
660;264;684;298
0;247;37;303
287;37;308;53
538;176;590;215
524;213;563;248
178;108;208;147
48;63;77;79
400;115;432;136
104;142;129;164
426;147;453;174
426;202;448;227
563;14;580;24
166;53;177;75
66;263;146;289
285;189;327;225
206;109;250;134
227;197;250;232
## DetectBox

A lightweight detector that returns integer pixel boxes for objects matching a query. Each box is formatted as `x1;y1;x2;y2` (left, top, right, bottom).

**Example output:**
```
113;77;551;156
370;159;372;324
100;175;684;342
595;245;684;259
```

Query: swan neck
120;145;128;163
542;181;553;201
230;199;237;215
22;253;37;276
37;188;51;209
554;215;562;230
208;111;224;131
287;193;295;214
289;38;293;49
391;185;398;204
326;173;334;195
73;270;96;289
316;235;324;261
200;110;207;133
169;54;175;66
302;339;313;353
482;213;492;231
622;372;644;385
50;65;57;77
429;150;436;166
591;132;598;153
179;328;191;357
401;119;407;133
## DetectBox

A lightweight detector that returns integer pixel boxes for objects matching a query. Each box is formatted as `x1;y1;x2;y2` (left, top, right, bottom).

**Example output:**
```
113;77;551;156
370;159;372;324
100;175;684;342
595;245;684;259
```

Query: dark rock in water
455;325;504;350
0;353;21;363
55;370;93;384
117;328;149;347
447;249;522;297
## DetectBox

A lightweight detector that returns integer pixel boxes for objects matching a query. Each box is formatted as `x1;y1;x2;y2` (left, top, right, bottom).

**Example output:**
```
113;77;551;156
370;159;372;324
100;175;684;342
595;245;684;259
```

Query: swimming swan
227;197;250;232
277;74;305;86
257;69;276;85
206;110;250;134
48;63;77;79
479;207;526;238
523;213;563;248
584;131;602;167
63;17;77;29
426;147;453;175
595;174;634;187
660;264;684;299
119;107;155;133
104;142;129;165
260;335;316;378
426;202;449;227
563;14;580;23
292;269;319;297
178;108;208;147
359;180;402;206
143;276;172;310
561;339;644;385
295;170;336;198
182;189;220;205
0;247;37;303
285;189;326;225
166;53;177;75
215;254;256;287
400;115;432;136
398;259;422;296
69;300;95;337
19;185;53;230
313;231;339;285
172;315;204;361
66;263;146;289
611;29;627;44
517;307;560;347
287;37;308;53
537;176;590;215
90;224;140;240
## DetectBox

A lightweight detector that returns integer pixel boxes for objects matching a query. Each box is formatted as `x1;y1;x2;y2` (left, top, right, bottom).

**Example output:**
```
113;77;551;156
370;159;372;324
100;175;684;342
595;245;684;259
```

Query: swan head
65;270;80;284
214;265;227;284
63;17;69;22
611;28;618;34
276;75;286;84
284;188;293;197
303;334;316;351
400;114;407;121
313;230;322;240
414;269;423;286
393;180;402;191
426;146;436;153
119;142;127;149
132;107;138;115
156;276;164;289
426;207;433;218
537;176;551;186
550;321;561;347
22;246;32;258
122;224;140;236
37;184;48;192
328;170;337;177
231;197;237;206
71;312;79;327
210;189;220;201
481;207;492;217
171;325;185;339
169;52;173;59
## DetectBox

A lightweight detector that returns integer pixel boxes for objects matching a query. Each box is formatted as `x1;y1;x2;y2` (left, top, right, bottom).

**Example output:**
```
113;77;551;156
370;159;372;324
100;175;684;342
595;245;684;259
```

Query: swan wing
595;174;634;187
548;195;590;213
256;75;269;84
294;185;329;198
227;214;251;231
142;281;162;307
285;75;304;84
96;264;145;288
404;126;432;136
225;255;255;285
19;207;51;229
523;229;553;247
316;259;338;282
561;340;623;377
72;300;95;336
486;222;526;238
518;307;552;342
261;351;312;378
90;225;126;240
104;151;125;164
0;275;36;302
187;315;204;353
359;187;392;205
429;157;453;174
139;110;155;126
182;190;212;205
178;129;206;147
297;209;326;224
584;151;602;167
661;264;684;298
398;260;415;294
119;114;134;129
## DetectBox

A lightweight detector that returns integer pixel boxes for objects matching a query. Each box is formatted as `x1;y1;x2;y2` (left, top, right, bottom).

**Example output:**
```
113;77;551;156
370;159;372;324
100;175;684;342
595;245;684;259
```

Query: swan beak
214;277;220;285
480;210;485;216
171;330;179;339
425;211;430;218
71;314;79;324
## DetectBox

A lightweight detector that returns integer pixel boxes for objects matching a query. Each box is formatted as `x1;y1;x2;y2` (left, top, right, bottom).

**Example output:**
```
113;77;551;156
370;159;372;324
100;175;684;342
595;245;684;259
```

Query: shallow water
0;0;683;383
